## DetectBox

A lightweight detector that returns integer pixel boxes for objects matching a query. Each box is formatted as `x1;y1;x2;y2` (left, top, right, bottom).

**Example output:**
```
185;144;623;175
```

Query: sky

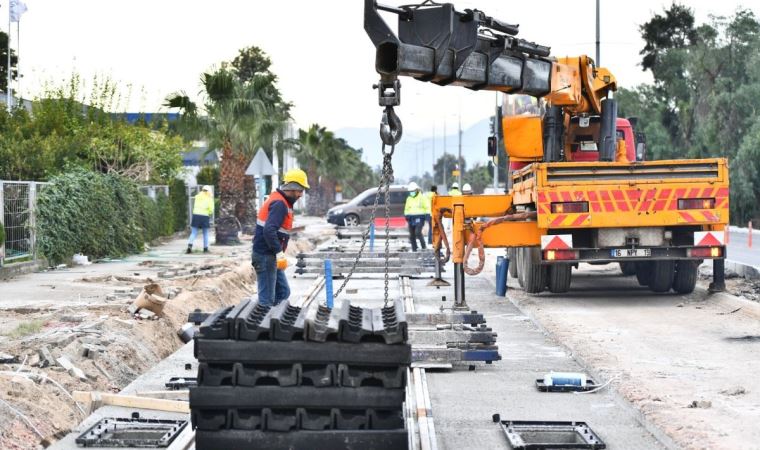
10;0;756;141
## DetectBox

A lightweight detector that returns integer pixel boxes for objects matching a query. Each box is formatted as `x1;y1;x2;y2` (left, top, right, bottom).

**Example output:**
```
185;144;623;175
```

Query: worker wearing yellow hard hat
252;168;310;306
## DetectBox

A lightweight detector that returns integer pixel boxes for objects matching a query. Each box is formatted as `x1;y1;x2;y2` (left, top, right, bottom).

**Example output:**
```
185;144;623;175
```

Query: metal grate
75;417;188;448
494;419;606;449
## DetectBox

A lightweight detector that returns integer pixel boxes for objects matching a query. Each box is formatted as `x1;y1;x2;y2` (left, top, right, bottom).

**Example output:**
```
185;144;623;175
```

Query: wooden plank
73;391;189;414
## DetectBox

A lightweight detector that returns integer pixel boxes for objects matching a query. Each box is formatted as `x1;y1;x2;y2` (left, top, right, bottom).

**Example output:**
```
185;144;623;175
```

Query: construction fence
0;181;187;267
0;181;48;266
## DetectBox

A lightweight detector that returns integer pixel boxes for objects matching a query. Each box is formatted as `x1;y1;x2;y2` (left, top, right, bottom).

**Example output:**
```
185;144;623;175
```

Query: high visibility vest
425;192;436;214
404;192;428;215
449;188;462;196
257;191;294;235
192;192;214;216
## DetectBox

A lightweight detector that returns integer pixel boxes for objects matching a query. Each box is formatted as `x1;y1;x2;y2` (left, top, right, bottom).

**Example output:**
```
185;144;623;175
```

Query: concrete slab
411;275;665;450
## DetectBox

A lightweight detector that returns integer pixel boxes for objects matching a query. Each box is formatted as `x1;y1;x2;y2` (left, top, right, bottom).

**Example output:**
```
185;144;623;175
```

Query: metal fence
0;181;48;266
139;185;169;199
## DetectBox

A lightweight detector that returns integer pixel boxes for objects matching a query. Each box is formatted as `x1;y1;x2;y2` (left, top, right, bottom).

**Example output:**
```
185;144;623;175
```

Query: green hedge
169;179;188;232
36;170;185;265
0;222;5;246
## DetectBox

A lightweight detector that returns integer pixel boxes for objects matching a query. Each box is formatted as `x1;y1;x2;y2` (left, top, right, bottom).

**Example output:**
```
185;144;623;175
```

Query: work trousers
251;252;290;306
407;216;427;252
188;226;209;249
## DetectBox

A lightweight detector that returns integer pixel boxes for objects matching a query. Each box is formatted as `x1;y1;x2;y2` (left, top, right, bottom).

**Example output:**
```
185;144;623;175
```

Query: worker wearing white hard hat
462;183;473;194
404;181;427;251
449;182;462;196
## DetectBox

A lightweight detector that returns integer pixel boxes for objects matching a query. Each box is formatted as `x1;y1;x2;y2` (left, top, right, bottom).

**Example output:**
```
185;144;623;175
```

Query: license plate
611;248;651;258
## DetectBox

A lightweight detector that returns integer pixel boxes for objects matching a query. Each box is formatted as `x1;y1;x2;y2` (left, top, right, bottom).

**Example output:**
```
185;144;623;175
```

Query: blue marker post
324;259;334;309
369;222;375;253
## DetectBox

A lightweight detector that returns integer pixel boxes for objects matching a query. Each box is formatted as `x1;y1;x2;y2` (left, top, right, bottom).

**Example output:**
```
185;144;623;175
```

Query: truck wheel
548;264;572;293
508;248;518;278
635;262;653;286
649;260;675;293
517;247;525;288
522;247;546;294
619;262;637;276
673;260;698;294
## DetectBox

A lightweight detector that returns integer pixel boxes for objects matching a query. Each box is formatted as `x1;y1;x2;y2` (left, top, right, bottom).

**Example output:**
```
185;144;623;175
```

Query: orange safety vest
257;190;294;235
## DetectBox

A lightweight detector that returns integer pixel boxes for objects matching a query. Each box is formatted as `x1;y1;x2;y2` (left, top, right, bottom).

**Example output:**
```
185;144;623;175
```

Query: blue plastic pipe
369;222;375;253
324;259;334;308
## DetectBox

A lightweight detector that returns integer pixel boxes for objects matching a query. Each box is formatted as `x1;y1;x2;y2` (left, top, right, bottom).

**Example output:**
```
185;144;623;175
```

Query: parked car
326;185;409;226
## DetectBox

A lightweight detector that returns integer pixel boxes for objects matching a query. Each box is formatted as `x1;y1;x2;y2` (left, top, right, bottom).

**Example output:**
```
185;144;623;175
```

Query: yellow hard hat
282;168;310;190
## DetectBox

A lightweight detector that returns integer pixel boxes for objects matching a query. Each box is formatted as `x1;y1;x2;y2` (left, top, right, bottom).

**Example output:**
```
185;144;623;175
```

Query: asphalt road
505;261;760;450
726;229;759;267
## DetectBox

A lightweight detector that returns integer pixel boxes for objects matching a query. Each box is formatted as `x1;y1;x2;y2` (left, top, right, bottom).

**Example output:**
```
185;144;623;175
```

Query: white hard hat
451;182;460;189
407;181;420;192
462;183;472;193
201;185;212;192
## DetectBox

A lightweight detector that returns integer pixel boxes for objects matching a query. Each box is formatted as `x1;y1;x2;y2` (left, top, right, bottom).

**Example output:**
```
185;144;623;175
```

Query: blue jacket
252;189;294;255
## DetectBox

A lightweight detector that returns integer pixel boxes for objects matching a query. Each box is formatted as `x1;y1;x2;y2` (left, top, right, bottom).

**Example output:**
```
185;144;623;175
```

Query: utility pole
493;94;499;190
457;113;462;185
443;120;447;188
432;123;436;185
595;0;600;65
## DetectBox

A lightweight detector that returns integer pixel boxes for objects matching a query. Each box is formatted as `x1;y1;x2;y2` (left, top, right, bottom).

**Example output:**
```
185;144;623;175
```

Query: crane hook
380;106;403;147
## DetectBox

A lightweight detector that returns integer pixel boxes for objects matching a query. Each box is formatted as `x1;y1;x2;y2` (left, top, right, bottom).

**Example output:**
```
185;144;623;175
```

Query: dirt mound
0;261;254;449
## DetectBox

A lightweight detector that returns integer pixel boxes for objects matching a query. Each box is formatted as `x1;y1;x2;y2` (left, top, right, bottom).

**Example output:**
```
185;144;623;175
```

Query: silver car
326;185;409;226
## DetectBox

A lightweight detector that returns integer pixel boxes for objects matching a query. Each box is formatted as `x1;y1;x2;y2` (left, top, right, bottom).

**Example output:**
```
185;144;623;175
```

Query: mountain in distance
335;117;491;183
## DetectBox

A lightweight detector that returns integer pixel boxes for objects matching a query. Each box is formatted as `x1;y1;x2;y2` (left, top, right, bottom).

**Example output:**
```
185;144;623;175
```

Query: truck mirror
487;136;497;157
636;143;646;161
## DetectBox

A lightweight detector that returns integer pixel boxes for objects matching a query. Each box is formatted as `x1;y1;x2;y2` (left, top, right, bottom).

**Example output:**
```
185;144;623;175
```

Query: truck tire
635;262;653;286
673;260;698;294
508;248;518;278
548;264;572;293
649;260;675;293
517;247;525;288
619;262;637;276
522;247;546;294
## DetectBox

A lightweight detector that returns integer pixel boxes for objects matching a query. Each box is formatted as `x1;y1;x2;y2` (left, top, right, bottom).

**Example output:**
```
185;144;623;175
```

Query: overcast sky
12;0;755;139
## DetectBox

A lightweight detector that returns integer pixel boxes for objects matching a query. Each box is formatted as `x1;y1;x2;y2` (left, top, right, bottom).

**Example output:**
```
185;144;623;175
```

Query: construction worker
404;182;427;251
426;185;437;244
252;168;310;306
462;183;473;194
448;182;462;196
187;185;214;254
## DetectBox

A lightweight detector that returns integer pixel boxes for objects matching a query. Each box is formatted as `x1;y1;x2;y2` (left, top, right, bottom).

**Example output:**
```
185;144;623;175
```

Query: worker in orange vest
252;169;309;306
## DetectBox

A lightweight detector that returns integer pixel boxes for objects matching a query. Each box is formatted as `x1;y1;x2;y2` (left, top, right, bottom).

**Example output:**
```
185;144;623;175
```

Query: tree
621;7;760;223
231;46;273;84
433;154;464;187
166;68;268;243
465;163;493;194
0;31;18;93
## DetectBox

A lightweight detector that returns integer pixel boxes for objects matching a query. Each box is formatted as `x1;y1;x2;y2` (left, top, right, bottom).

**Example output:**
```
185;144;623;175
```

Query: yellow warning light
547;250;556;260
554;204;564;213
710;247;720;257
703;199;712;209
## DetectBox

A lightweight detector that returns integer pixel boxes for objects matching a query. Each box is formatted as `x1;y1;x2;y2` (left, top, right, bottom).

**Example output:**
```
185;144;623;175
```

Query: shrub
0;223;4;246
169;178;188;231
196;166;219;192
36;169;177;265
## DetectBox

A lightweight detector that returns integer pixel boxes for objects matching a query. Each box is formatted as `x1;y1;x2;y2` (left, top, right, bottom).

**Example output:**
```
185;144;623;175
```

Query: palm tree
165;68;267;244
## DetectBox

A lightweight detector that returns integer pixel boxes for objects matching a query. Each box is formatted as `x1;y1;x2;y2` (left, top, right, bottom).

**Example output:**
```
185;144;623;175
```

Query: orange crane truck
364;0;728;306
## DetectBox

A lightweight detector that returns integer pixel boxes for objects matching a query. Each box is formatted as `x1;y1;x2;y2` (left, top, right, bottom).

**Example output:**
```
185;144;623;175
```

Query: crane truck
364;0;729;306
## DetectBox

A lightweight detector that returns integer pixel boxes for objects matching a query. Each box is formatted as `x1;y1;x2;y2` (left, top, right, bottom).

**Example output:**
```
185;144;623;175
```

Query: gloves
276;252;288;270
